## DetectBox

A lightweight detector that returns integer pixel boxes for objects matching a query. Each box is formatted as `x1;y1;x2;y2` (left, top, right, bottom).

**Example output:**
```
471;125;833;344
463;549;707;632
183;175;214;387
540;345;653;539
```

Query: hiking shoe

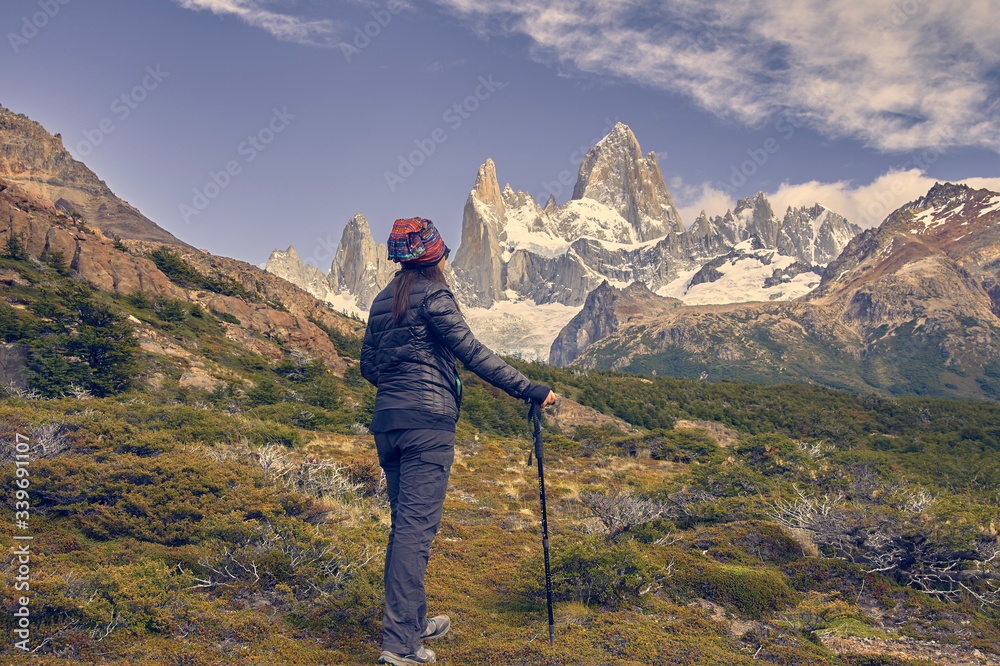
421;615;451;640
378;646;436;665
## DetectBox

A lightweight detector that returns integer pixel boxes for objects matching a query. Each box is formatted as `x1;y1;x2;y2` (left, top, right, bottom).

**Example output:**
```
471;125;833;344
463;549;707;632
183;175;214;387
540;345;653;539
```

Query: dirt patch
823;635;1000;666
673;419;739;448
546;396;641;435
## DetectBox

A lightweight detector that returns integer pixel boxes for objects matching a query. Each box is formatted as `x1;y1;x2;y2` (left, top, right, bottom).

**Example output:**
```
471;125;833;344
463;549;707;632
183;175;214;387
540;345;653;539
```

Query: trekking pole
528;401;556;647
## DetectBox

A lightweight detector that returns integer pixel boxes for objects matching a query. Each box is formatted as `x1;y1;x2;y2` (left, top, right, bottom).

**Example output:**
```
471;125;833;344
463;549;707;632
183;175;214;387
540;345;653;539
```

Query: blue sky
3;0;999;270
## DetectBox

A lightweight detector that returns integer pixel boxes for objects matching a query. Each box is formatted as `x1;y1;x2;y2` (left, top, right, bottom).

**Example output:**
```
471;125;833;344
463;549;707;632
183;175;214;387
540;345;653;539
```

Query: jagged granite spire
571;122;684;241
451;159;507;308
777;204;860;265
327;213;396;311
700;193;858;266
265;246;337;303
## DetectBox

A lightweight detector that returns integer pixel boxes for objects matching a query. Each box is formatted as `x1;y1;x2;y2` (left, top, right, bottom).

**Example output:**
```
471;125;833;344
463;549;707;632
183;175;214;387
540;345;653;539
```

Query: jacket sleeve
360;323;378;387
423;288;547;401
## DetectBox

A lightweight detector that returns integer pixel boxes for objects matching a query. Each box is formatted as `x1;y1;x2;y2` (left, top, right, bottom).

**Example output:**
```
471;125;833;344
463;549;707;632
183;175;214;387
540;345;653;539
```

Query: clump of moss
691;520;803;565
668;552;797;618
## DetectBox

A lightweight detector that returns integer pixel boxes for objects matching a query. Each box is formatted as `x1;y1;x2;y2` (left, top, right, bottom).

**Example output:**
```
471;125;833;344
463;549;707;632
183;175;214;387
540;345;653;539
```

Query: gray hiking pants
375;428;455;655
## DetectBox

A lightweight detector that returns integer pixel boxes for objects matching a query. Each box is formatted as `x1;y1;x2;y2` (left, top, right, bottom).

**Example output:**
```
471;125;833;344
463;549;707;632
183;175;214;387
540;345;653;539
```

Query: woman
361;217;556;665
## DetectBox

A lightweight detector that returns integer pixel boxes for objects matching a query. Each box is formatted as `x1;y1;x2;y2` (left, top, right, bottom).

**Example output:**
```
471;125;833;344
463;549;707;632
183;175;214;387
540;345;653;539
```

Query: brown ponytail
391;263;453;323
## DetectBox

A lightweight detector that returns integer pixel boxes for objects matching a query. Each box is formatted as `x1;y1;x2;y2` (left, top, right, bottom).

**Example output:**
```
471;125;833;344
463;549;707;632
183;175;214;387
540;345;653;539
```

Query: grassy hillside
1;252;998;664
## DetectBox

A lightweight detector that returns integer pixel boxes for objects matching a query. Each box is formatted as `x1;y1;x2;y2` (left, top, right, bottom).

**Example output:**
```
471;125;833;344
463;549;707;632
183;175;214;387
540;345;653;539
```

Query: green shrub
156;298;189;323
301;373;342;410
250;402;338;431
242;421;302;447
211;308;241;325
148;247;257;301
44;249;69;274
307;315;362;359
3;231;29;260
25;291;139;398
691;520;803;565
647;428;724;464
248;378;286;406
549;536;665;608
669;554;797;617
735;433;802;475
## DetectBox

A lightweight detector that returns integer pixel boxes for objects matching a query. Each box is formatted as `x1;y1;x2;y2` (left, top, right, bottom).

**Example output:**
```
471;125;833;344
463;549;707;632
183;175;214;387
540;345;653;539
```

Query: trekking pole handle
529;402;544;461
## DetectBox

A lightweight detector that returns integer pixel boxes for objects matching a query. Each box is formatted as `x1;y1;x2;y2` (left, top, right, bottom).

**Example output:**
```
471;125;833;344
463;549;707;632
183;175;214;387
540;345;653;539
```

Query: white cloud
173;0;341;46
770;171;935;229
672;172;1000;231
668;177;735;229
771;173;1000;229
433;0;1000;154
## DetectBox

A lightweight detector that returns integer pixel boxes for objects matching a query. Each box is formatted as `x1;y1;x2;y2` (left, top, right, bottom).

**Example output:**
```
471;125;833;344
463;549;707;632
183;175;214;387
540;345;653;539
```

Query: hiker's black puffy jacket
360;275;550;430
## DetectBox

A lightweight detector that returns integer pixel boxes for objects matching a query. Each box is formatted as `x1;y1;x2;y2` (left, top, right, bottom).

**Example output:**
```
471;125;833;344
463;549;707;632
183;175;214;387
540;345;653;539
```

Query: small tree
248;378;286;407
44;249;69;274
581;483;670;540
157;298;189;323
3;232;29;261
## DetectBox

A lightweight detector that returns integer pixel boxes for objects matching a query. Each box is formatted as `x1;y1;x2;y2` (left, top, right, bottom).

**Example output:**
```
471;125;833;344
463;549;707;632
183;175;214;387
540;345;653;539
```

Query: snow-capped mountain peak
571;122;684;241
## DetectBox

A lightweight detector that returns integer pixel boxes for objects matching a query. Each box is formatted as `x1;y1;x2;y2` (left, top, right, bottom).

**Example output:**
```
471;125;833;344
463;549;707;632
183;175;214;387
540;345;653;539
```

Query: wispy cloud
433;0;1000;154
173;0;342;46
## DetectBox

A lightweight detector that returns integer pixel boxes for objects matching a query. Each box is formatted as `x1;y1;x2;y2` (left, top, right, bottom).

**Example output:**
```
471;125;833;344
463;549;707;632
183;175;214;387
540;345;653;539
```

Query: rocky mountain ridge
570;121;685;241
555;183;1000;401
0;104;191;248
0;107;362;381
666;237;823;304
691;194;860;266
279;124;858;315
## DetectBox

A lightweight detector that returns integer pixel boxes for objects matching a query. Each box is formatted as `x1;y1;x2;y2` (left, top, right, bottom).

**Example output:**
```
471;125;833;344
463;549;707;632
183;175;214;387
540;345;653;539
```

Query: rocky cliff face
699;194;861;266
0;104;191;247
0;104;361;375
553;183;1000;401
778;204;858;265
549;281;683;366
0;178;186;298
451;160;508;308
265;246;338;304
325;213;396;311
447;125;859;312
571;122;684;241
0;174;355;372
175;248;360;358
448;126;741;310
